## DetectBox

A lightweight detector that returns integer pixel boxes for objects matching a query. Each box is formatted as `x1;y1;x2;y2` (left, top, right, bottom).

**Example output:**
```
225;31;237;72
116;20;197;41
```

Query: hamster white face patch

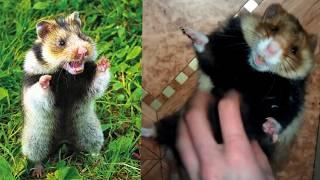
249;38;283;72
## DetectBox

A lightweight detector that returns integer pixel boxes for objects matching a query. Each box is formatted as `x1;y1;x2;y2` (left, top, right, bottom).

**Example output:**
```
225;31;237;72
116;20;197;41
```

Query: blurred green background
0;0;141;179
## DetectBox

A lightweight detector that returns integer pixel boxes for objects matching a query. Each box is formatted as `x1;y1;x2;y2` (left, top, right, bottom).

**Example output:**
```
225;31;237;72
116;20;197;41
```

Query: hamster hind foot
31;163;45;178
263;117;282;143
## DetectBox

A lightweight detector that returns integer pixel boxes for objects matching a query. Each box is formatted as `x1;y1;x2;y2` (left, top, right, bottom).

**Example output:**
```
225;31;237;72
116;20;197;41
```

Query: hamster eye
58;39;66;47
290;46;299;55
270;26;279;33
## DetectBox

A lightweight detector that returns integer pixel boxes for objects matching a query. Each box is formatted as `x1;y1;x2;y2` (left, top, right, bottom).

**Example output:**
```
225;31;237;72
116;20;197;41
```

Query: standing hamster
22;12;111;178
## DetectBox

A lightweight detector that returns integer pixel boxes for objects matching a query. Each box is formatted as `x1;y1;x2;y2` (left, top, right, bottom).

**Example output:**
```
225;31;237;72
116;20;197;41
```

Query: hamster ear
66;11;81;27
308;34;318;53
36;21;55;39
264;4;286;18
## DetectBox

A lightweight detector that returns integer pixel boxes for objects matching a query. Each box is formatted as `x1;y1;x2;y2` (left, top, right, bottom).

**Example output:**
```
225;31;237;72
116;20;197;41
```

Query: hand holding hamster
150;5;318;172
176;91;274;180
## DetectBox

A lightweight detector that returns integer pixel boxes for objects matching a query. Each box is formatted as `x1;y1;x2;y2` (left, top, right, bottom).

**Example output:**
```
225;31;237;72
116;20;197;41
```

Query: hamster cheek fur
41;29;97;72
34;12;97;75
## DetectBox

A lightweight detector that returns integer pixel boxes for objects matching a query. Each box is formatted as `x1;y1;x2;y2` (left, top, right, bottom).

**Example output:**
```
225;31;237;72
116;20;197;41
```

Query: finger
218;91;251;151
184;91;220;165
250;141;273;175
176;120;200;180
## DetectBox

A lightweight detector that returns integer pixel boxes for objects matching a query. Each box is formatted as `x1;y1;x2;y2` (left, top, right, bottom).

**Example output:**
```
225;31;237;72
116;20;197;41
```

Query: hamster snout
264;40;281;57
75;47;88;60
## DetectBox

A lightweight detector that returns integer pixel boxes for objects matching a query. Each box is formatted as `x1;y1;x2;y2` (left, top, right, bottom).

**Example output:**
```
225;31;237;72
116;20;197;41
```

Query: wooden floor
142;0;320;179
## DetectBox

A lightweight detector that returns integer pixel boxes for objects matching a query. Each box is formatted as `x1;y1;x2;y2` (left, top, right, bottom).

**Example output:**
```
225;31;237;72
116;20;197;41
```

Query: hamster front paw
39;75;52;89
90;56;111;97
262;117;282;143
97;57;110;72
181;27;209;44
180;27;209;53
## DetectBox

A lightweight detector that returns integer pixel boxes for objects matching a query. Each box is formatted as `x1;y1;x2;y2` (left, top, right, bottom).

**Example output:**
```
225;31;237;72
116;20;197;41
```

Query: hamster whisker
224;42;250;49
56;62;67;89
215;33;240;38
243;29;263;39
285;55;299;70
286;59;297;72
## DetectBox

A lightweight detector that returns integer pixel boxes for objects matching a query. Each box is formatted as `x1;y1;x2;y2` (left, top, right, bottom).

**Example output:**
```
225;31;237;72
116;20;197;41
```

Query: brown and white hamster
143;4;318;178
22;12;111;177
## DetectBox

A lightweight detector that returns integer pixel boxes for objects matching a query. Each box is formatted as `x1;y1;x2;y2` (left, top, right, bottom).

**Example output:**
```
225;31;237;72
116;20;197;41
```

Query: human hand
176;91;274;180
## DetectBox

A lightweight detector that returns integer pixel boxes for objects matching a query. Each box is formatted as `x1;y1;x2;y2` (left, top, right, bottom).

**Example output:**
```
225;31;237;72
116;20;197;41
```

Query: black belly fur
23;61;97;151
155;17;306;159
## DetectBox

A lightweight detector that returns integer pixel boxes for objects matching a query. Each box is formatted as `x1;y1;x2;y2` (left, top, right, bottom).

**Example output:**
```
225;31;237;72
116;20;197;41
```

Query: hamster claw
262;117;282;143
39;75;52;89
180;27;196;41
180;27;208;45
97;57;110;72
180;27;209;53
31;163;45;178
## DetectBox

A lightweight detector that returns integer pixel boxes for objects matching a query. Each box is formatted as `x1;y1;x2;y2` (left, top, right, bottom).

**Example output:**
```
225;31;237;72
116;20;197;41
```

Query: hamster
21;12;111;178
142;3;317;176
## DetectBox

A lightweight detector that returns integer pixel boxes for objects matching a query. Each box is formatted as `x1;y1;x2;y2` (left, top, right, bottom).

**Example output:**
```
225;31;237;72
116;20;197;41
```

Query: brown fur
240;4;317;79
35;12;95;70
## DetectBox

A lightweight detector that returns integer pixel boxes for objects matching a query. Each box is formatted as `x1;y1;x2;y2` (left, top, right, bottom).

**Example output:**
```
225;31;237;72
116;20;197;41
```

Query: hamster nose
265;41;280;56
77;47;88;59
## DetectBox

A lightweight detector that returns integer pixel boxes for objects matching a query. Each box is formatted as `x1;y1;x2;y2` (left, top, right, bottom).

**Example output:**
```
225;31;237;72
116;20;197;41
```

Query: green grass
0;0;141;179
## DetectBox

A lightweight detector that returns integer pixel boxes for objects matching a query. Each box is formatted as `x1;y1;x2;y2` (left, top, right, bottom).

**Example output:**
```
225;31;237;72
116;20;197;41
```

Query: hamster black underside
23;61;97;151
155;17;306;158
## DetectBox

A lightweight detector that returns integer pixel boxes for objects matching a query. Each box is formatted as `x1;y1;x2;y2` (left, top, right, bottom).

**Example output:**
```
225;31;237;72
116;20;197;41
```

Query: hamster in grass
22;12;111;178
142;3;318;174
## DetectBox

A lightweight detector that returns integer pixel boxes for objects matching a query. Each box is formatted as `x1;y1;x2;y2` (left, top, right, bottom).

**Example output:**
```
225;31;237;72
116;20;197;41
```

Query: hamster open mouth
254;55;266;65
63;60;85;75
249;53;269;72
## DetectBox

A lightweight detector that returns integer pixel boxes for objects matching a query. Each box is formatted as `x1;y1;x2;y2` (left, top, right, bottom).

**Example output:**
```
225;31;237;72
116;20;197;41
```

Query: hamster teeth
70;61;76;68
70;61;83;68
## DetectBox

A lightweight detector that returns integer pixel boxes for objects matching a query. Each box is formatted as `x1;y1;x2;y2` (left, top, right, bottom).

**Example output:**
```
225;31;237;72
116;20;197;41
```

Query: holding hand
176;91;275;180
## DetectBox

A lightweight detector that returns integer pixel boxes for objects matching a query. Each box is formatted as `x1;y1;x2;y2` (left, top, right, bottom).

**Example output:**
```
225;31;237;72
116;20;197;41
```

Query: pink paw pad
97;57;110;72
39;75;52;89
262;117;282;143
